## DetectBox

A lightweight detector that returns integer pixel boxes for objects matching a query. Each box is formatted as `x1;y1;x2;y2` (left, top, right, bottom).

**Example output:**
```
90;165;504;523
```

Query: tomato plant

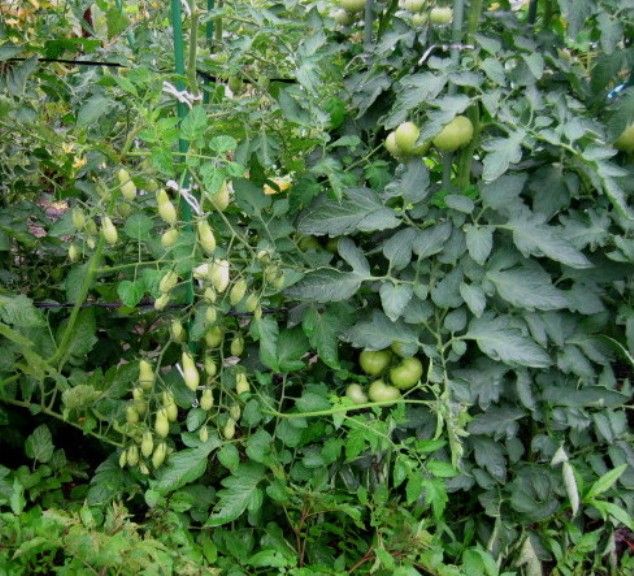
1;1;633;574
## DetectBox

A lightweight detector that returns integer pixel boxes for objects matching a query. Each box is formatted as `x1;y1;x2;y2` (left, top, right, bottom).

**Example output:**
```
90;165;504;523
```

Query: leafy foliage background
0;0;633;574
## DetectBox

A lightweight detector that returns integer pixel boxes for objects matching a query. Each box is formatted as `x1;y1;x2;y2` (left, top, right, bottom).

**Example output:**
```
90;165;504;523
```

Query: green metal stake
169;0;195;305
203;0;215;103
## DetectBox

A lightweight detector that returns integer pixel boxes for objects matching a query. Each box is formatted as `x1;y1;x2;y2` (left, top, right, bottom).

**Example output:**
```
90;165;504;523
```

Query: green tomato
389;357;423;389
339;0;367;13
615;123;634;153
411;12;429;25
385;131;400;158
346;383;368;405
332;8;352;25
368;380;401;404
403;0;426;12
430;7;453;25
298;235;321;252
432;115;474;152
205;326;224;348
394;121;421;154
359;349;392;376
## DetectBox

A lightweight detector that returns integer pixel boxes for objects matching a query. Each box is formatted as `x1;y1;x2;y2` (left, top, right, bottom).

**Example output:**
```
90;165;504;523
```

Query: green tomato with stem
368;380;401;404
389;357;423;389
359;349;392;376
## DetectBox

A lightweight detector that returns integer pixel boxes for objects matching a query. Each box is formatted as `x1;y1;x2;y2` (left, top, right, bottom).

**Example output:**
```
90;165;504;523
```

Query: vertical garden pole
169;0;195;305
528;0;539;26
203;0;215;103
364;0;375;51
442;0;466;189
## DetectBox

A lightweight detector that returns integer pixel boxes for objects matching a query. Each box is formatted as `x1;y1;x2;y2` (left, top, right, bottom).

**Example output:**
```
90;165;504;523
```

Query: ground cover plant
0;0;633;574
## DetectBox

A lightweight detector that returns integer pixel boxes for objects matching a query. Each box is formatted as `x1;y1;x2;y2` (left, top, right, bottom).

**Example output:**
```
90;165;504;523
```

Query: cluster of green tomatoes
330;0;454;27
385;115;474;160
346;347;425;405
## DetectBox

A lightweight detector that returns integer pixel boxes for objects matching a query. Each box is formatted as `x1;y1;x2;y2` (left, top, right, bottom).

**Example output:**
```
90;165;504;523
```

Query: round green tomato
411;12;429;26
346;384;368;405
368;380;401;404
430;7;453;25
394;121;421;154
390;357;423;389
385;131;400;158
332;8;352;25
339;0;367;13
298;235;321;252
432;115;474;152
359;349;392;376
228;76;243;93
403;0;426;12
615;123;634;153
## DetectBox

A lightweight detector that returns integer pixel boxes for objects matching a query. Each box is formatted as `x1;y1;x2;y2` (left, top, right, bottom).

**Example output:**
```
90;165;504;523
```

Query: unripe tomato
204;287;217;303
368;380;401;403
132;387;144;401
205;326;224;348
158;198;177;225
118;450;127;468
210;260;230;293
254;306;263;320
385;131;400;158
359;349;392;376
139;462;150;475
155;409;170;437
229;403;241;421
229;278;247;306
159;270;179;294
68;244;80;263
204;355;217;377
101;216;118;245
346;383;368;404
403;0;426;12
298;235;321;252
72;207;86;230
230;335;244;357
182;352;200;391
200;388;214;410
430;6;453;24
326;237;340;253
85;218;98;236
332;8;351;25
244;293;259;313
389;356;423;389
339;0;366;13
211;181;231;211
117;203;132;218
117;168;131;185
154;293;171;311
126;404;139;425
199;425;209;442
165;401;178;422
223;418;236;439
121;180;137;201
161;228;179;248
126;445;139;466
139;359;155;389
236;373;250;395
141;431;154;457
411;12;429;25
395;121;421;154
197;220;216;254
134;399;147;416
228;75;243;93
432;115;474;152
171;319;185;342
615;123;634;153
152;442;167;468
206;306;217;324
